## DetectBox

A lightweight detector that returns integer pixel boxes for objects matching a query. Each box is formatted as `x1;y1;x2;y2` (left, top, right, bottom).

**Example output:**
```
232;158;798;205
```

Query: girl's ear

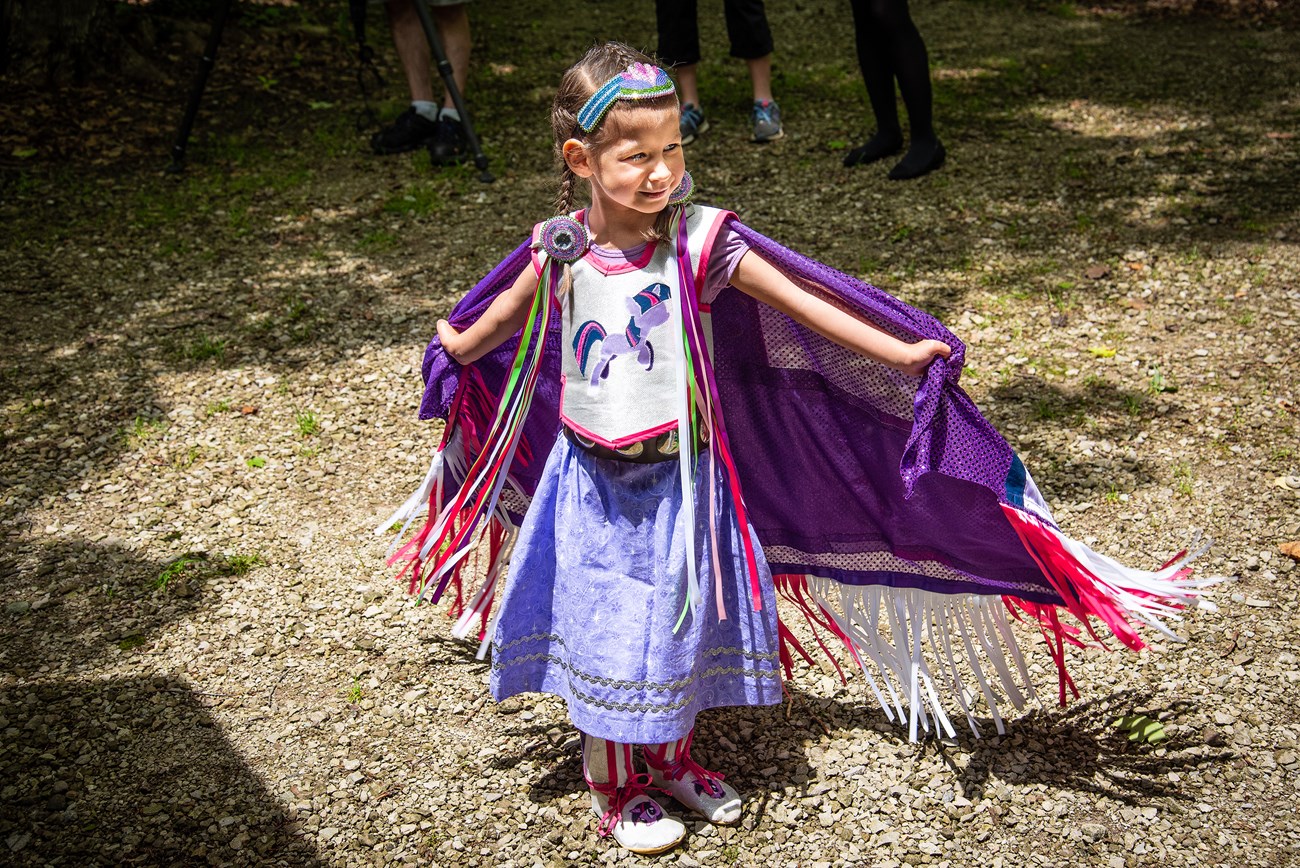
562;139;594;178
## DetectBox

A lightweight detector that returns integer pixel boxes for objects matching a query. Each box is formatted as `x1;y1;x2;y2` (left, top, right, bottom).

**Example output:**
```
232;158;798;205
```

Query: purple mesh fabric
418;222;1061;605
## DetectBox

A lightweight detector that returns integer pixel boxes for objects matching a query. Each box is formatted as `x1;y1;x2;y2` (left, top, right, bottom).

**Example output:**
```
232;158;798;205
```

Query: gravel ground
2;1;1298;866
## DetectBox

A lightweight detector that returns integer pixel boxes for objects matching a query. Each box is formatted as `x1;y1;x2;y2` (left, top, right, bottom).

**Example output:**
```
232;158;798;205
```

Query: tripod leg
168;0;235;173
409;0;494;182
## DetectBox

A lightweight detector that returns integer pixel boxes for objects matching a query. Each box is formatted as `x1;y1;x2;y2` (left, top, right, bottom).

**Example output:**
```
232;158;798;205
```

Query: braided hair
550;43;680;279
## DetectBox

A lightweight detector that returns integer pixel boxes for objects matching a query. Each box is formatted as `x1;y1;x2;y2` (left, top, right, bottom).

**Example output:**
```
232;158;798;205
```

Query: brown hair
551;42;679;240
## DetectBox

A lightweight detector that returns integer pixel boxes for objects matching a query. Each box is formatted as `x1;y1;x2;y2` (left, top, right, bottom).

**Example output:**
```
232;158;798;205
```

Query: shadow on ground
0;675;323;867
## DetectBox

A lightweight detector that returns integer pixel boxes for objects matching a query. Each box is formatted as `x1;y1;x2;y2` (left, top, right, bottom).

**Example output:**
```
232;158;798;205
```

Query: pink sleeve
699;221;751;304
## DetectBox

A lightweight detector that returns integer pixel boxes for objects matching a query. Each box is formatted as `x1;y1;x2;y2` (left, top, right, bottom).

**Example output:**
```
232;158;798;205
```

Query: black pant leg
722;0;774;60
656;0;702;66
848;0;901;135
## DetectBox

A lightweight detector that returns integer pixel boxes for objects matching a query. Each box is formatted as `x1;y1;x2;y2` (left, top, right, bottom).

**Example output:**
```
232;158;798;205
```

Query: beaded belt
563;426;702;464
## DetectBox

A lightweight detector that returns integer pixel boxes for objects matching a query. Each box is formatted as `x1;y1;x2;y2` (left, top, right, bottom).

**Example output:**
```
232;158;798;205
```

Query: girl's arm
436;266;541;366
730;250;951;377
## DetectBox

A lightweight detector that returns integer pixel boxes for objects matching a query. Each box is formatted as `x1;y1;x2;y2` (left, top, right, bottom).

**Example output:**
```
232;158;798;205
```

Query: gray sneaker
751;100;784;143
680;103;710;145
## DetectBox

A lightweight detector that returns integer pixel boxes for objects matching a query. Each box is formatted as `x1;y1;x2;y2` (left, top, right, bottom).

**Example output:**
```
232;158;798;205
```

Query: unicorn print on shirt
571;282;673;387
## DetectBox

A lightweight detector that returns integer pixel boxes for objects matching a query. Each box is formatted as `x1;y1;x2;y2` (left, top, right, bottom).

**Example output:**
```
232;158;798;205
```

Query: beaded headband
576;62;676;133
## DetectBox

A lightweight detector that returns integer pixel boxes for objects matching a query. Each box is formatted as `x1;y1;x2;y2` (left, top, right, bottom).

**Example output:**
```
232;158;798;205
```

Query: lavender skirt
489;437;783;744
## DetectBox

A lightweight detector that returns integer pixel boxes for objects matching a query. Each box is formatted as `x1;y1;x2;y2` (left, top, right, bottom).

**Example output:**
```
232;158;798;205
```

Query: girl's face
565;106;684;218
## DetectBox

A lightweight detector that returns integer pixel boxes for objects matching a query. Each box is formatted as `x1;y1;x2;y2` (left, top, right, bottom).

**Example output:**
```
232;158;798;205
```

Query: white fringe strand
803;578;1040;740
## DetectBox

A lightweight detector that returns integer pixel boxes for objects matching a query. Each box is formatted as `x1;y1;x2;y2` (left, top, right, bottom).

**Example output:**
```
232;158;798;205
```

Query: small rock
5;601;31;615
1081;823;1108;842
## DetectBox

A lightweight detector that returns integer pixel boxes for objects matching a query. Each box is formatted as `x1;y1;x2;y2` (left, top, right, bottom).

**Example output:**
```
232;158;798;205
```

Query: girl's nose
649;159;672;182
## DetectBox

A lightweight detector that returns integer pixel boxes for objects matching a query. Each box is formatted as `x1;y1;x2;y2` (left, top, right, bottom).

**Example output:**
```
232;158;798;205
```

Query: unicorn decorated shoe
645;731;742;825
589;785;684;854
584;735;686;854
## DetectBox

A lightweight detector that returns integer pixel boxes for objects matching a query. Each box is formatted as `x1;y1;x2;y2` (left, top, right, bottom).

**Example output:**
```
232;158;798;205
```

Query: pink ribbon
584;772;658;838
644;731;726;791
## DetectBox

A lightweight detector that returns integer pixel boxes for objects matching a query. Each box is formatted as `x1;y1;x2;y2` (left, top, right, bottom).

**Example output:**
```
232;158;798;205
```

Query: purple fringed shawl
418;219;1060;606
404;212;1211;711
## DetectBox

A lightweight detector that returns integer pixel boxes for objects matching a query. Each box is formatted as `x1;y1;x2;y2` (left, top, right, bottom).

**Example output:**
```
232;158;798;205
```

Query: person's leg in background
723;0;783;142
655;0;710;145
843;0;943;179
427;1;470;164
371;0;471;165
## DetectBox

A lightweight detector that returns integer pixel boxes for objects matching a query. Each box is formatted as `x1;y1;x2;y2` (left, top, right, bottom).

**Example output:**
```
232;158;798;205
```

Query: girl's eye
664;143;679;153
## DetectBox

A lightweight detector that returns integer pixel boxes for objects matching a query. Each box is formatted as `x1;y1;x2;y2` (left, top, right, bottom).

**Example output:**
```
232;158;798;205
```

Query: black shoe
888;139;946;180
429;118;468;166
842;132;903;168
371;108;439;155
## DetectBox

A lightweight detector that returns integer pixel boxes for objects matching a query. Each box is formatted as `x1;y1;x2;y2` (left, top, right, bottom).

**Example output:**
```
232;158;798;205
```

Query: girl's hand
898;339;951;377
437;319;468;365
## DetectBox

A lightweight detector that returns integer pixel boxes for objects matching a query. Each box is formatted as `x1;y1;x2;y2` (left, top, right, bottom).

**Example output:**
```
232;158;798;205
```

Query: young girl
382;42;1211;856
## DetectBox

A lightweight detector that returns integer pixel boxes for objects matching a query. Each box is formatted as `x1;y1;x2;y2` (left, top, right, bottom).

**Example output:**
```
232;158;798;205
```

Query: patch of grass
311;120;358;158
1172;462;1194;497
294;409;321;437
358;229;400;252
223;553;265;576
1123;393;1144;416
284;296;309;322
1272;445;1294;462
1034;399;1059;421
151;550;262;591
1148;366;1176;394
382;183;445;217
184;335;227;362
245;456;267;468
858;254;884;275
123;415;167;448
346;677;364;704
155;552;208;591
204;399;233;417
171;444;205;470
